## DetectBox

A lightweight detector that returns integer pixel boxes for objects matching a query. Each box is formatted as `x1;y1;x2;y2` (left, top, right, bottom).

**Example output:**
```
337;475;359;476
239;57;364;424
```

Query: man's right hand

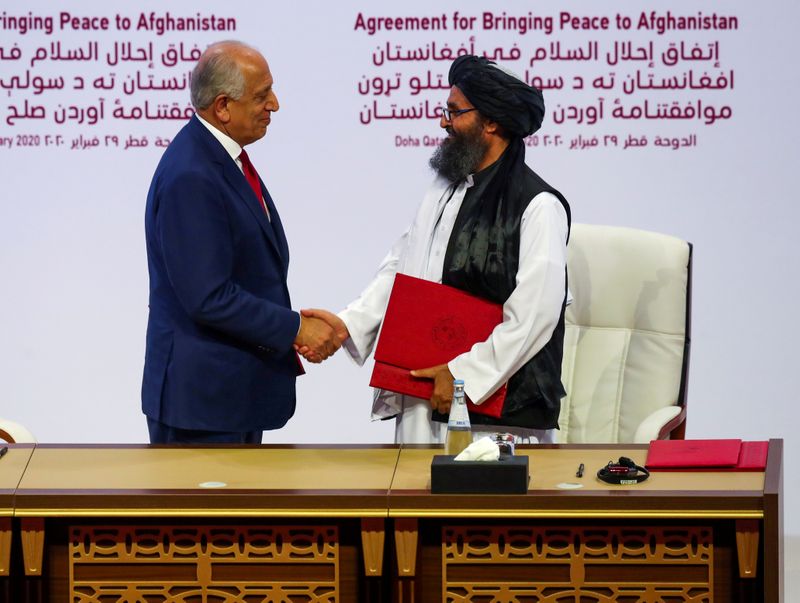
294;315;338;362
295;309;349;363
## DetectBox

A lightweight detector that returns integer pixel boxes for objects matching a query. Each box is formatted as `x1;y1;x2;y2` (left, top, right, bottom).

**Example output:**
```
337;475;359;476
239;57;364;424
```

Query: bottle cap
453;379;465;386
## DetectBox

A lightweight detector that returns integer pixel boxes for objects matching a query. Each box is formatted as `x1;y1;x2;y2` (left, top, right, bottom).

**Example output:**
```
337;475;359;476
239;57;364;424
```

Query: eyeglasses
439;107;477;121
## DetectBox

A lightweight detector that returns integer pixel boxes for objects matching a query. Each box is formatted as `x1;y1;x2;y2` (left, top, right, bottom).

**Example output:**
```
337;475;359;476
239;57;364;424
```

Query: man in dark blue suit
142;41;341;444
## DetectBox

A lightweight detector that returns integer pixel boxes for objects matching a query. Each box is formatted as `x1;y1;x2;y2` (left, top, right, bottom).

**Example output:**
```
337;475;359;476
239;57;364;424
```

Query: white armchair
0;417;36;443
558;224;691;443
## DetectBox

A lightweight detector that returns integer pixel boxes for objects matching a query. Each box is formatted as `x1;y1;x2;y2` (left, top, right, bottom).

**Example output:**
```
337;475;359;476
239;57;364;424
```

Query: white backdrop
2;0;798;594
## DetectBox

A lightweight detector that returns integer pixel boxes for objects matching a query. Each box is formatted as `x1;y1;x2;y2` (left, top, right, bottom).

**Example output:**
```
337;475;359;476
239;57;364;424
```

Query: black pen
0;446;8;459
576;463;584;478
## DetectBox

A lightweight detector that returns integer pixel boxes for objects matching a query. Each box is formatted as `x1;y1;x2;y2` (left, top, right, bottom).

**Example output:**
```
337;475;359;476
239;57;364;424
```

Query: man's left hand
410;364;455;414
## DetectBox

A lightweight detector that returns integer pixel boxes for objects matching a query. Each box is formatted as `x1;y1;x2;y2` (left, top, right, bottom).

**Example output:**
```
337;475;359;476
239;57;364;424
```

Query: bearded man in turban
303;56;571;444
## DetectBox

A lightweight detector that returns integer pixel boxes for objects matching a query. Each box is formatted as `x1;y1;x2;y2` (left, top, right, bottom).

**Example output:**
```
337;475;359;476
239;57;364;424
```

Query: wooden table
10;444;399;603
0;441;783;602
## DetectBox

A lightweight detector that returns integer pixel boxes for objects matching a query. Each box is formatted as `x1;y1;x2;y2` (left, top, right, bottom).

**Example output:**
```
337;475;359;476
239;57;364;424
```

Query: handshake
293;308;349;364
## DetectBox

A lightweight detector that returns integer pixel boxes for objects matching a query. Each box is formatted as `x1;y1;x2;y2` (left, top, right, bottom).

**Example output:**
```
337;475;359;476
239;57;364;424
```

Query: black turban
448;55;545;138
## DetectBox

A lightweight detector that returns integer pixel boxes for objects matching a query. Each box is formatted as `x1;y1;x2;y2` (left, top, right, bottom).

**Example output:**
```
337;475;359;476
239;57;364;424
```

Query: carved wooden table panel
387;442;783;603
12;445;399;603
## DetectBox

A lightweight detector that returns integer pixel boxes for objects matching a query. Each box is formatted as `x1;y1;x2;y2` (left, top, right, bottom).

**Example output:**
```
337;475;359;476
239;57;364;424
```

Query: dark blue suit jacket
142;116;300;432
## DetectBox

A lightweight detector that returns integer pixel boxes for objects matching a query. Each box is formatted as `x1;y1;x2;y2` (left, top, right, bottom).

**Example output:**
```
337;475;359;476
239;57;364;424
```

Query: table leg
394;518;418;603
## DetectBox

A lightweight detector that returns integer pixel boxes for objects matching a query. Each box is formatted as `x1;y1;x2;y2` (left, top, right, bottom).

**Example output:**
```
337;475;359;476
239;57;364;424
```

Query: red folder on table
370;273;506;418
645;439;768;471
646;439;742;469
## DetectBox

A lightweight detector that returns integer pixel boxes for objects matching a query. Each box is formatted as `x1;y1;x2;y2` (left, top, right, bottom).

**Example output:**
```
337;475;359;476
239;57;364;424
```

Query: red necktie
239;149;270;217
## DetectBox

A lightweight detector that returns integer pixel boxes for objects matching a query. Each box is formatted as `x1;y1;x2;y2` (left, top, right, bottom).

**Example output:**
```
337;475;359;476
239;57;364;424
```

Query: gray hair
190;41;253;110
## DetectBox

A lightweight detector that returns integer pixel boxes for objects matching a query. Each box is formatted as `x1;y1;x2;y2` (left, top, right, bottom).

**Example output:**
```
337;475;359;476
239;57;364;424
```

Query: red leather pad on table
370;273;506;418
734;441;769;471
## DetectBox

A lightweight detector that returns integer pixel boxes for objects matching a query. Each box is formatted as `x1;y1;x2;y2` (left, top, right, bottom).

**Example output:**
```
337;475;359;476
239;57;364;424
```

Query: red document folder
645;439;769;471
646;439;742;469
370;273;506;418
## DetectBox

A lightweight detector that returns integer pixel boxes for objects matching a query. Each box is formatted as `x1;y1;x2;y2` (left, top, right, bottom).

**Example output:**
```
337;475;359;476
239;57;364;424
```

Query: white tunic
339;174;569;444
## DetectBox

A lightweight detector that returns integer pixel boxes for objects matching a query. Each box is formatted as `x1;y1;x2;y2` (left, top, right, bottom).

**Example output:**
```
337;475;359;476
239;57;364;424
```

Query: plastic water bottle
445;380;472;456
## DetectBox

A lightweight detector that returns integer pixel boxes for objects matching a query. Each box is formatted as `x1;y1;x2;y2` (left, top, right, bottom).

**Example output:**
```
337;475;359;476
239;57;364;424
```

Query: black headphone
597;457;650;485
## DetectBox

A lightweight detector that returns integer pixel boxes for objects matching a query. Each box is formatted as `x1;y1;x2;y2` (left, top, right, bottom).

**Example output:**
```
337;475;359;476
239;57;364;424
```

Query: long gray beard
429;129;488;182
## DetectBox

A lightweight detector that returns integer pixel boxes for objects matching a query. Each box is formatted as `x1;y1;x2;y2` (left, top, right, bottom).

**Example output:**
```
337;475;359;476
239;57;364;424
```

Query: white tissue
454;436;501;461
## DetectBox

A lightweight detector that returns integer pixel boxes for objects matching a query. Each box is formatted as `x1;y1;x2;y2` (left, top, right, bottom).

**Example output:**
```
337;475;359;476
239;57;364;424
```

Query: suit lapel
221;156;286;267
262;187;290;271
188;117;287;274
